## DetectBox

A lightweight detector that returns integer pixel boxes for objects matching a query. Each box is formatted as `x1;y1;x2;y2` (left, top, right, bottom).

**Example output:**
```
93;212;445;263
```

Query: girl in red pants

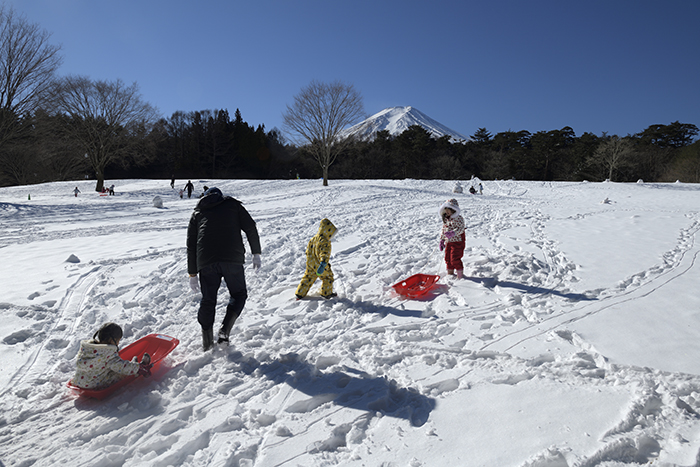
438;198;466;278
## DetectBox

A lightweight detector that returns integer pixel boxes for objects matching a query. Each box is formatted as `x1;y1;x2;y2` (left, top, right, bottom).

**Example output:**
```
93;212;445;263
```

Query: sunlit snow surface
1;178;700;466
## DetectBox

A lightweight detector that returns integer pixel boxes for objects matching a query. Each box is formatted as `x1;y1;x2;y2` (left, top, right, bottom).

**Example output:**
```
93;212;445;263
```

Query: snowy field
1;178;700;467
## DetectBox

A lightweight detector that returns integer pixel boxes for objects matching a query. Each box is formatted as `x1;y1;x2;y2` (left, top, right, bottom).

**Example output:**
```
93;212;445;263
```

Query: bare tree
49;76;159;191
592;135;634;181
0;5;62;113
283;80;364;186
0;4;62;184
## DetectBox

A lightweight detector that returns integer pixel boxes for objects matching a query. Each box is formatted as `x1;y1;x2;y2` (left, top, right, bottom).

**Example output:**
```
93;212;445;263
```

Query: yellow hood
317;218;337;240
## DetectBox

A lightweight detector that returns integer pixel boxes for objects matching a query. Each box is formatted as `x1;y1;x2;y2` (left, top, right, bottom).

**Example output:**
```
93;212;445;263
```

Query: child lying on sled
71;323;152;390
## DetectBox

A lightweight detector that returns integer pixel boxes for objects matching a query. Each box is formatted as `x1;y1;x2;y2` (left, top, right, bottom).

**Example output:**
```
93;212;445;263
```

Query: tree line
325;122;699;183
1;5;698;189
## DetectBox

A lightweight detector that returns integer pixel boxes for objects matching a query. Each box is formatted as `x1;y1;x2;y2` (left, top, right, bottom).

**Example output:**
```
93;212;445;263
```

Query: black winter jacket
187;193;261;275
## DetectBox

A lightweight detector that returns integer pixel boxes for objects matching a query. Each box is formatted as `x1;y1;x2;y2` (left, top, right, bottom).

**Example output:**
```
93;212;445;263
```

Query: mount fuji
341;106;469;143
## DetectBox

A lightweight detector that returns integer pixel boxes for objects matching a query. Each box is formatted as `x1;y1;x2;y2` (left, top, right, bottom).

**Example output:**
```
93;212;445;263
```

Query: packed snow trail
1;179;700;466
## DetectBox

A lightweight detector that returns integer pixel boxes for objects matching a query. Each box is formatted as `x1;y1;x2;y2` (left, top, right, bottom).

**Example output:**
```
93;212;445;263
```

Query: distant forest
1;106;699;188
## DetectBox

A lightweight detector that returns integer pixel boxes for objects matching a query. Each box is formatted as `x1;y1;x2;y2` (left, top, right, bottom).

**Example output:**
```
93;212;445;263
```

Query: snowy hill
2;178;700;466
342;106;469;143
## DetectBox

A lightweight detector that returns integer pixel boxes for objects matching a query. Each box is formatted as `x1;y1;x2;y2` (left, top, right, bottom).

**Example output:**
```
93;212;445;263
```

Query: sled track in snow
0;266;102;396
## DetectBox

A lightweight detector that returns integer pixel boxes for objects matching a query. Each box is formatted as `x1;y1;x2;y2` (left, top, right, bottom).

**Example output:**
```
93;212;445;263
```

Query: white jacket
71;339;140;389
439;199;466;244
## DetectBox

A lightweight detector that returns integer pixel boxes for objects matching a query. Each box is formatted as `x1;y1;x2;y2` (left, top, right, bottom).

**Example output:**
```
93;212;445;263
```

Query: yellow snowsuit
295;218;337;298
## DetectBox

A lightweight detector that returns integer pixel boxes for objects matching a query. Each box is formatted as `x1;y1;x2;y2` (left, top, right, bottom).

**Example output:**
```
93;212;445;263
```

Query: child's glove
189;275;200;293
252;254;261;270
445;231;455;239
316;261;327;275
439;239;445;251
138;363;152;377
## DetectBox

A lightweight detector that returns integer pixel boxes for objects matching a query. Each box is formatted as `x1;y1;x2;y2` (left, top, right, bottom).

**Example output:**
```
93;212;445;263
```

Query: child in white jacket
439;198;466;279
71;323;151;390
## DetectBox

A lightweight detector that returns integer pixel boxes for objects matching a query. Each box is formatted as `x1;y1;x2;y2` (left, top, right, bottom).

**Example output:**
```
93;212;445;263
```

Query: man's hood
196;188;227;211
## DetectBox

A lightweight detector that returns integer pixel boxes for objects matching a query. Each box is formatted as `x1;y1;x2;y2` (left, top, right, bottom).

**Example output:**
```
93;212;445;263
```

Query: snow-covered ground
1;178;700;467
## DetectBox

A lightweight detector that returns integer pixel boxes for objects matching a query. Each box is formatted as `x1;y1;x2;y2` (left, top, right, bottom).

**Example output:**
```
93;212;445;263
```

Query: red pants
444;240;465;271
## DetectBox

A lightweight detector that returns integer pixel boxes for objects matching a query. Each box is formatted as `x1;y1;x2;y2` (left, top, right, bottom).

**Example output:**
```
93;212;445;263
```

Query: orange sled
392;273;441;299
67;333;179;399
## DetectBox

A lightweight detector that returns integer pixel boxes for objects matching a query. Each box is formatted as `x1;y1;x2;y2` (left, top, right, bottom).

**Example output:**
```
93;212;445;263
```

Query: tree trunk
94;169;105;192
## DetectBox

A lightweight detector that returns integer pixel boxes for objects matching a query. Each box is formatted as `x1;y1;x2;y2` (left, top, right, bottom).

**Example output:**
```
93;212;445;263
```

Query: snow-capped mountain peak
342;106;469;143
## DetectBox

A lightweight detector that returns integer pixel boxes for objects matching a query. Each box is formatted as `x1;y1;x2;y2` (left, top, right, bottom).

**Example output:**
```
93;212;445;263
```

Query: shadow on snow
241;352;436;427
466;276;596;301
338;297;430;318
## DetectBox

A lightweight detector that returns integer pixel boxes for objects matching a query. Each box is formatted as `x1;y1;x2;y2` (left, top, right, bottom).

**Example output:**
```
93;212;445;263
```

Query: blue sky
9;0;700;140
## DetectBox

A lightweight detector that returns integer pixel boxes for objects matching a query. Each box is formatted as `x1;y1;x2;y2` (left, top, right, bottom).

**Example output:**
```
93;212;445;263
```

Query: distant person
73;187;81;197
469;186;477;195
295;218;337;300
438;199;466;279
109;184;115;195
187;187;262;350
479;183;483;195
171;176;175;189
199;186;209;198
70;323;152;389
184;180;195;198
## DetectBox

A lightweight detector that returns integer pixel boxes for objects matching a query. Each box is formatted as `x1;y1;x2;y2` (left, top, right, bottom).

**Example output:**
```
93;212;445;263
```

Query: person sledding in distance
70;323;152;390
439;198;466;279
295;218;337;300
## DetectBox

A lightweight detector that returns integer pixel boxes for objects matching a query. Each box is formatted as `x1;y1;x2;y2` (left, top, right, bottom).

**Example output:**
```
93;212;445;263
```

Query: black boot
218;309;240;345
217;321;235;345
202;328;215;351
217;329;229;345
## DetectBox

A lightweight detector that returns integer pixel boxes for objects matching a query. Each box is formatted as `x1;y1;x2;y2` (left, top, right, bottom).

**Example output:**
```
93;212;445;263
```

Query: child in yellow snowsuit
295;218;337;299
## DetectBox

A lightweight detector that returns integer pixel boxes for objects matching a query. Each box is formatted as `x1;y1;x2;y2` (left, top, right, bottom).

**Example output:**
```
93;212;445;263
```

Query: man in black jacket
184;180;195;198
187;187;262;350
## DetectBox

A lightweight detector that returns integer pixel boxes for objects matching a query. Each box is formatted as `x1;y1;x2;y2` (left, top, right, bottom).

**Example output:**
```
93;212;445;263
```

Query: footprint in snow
3;328;33;345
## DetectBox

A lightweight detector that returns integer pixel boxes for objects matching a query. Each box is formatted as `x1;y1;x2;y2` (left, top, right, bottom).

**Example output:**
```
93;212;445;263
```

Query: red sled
392;273;441;299
67;333;179;400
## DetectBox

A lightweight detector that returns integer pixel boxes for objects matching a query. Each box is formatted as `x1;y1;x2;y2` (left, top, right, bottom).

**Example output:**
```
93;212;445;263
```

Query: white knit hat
439;198;461;218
